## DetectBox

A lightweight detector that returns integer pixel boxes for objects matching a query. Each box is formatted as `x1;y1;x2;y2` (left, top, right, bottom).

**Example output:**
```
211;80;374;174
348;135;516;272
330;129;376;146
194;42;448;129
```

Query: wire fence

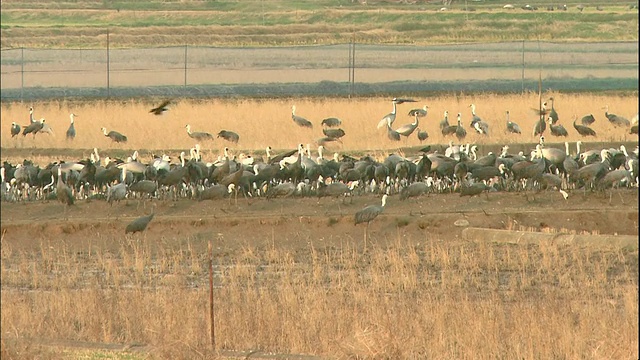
1;41;638;100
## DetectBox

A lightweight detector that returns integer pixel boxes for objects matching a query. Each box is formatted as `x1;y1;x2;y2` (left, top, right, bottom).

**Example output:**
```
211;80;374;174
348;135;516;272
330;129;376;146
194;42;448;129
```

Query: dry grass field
1;190;638;359
1;92;639;359
1;93;638;163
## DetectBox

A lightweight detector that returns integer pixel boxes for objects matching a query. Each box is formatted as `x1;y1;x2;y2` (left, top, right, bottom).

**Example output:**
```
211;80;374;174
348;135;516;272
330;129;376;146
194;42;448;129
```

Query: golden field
1;92;638;163
1;220;638;359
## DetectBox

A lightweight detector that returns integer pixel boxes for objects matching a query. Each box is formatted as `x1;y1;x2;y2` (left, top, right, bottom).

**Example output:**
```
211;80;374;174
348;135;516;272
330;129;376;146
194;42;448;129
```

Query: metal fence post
107;29;110;97
184;45;188;87
20;47;24;102
522;40;525;94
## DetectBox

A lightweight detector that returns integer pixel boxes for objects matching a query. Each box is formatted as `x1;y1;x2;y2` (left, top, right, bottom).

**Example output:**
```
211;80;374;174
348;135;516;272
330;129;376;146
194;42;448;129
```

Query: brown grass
1;230;638;359
1;93;638;164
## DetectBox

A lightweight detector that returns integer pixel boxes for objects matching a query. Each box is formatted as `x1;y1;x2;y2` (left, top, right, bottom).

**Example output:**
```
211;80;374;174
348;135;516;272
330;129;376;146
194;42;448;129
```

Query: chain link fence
1;41;637;100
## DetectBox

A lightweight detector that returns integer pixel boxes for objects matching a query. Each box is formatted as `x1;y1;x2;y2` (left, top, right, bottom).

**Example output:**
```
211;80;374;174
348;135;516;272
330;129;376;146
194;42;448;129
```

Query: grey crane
66;113;77;141
292;105;313;128
439;110;451;131
393;97;417;104
317;181;354;204
396;114;420;138
455;113;467;141
129;179;158;201
185;124;213;141
562;142;580;184
386;119;401;142
102;127;128;143
316;136;342;147
548;116;568;137
533;114;546;137
548;97;559;124
536;141;566;171
150;99;171;115
630;118;638;135
408;104;428;117
505;111;522;134
469;104;483;124
377;99;398;129
417;128;429;143
354;194;388;250
217;130;240;144
603;105;630;127
322;128;346;139
581;114;596;126
11;122;21;138
56;167;74;217
198;184;233;201
23;119;45;137
321;117;342;127
538;173;569;200
266;182;296;199
573;149;609;193
469;104;489;136
107;167;128;205
400;181;429;200
460;181;490;199
125;205;156;234
573;116;596;137
598;168;632;204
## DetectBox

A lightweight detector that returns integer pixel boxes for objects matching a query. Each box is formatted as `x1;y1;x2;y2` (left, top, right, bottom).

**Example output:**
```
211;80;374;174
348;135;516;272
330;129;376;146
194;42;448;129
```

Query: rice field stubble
1;195;638;359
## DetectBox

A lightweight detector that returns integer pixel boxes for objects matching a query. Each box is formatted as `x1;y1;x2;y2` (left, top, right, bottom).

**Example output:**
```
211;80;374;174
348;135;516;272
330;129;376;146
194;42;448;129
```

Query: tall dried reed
1;93;637;162
1;231;637;359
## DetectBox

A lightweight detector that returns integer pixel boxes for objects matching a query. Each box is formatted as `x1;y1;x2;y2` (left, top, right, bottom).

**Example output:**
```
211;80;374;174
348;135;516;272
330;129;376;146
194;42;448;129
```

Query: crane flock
3;98;638;235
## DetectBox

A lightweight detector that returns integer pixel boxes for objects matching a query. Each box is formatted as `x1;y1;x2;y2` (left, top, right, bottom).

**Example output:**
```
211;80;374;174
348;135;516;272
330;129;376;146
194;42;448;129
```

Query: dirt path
2;189;637;254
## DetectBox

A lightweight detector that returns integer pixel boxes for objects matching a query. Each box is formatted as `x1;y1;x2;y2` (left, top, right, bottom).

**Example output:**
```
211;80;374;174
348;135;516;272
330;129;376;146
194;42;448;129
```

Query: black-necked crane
354;194;388;251
603;105;630;127
505;111;521;134
150;99;171;115
66;113;77;141
185;124;213;141
377;99;398;129
573;116;596;137
102;127;128;143
292;105;313;128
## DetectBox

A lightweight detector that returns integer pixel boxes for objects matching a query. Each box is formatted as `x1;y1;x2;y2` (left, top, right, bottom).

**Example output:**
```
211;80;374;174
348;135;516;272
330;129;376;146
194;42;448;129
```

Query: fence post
106;28;110;97
521;40;525;94
20;47;24;102
184;45;188;87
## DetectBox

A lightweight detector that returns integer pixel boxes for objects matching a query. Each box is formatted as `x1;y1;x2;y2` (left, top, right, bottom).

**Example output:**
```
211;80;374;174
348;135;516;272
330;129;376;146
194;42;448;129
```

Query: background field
1;1;639;359
1;93;637;163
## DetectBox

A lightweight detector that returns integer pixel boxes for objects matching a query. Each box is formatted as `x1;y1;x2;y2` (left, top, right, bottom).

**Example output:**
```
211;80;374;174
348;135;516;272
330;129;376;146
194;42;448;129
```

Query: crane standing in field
354;194;388;251
66;113;77;141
